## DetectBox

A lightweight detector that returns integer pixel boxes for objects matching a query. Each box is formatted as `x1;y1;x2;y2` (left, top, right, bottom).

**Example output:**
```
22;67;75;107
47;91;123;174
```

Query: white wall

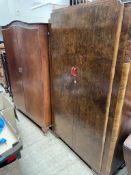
13;1;67;23
0;0;69;26
0;0;14;26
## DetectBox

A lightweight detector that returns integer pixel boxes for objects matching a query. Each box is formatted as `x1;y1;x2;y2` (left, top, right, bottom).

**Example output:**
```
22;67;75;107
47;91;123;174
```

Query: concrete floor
17;111;127;175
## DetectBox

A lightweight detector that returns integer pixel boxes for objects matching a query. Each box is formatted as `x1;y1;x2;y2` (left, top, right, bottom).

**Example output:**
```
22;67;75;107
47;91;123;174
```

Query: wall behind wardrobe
0;0;69;26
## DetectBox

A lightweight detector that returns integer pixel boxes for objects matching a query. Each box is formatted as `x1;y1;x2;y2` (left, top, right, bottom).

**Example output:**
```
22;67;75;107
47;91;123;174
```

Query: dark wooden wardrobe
2;21;51;131
50;1;131;175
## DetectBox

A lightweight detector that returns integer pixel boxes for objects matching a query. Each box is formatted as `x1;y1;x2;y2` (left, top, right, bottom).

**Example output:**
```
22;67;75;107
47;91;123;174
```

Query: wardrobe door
19;24;44;127
50;0;124;173
72;1;124;172
50;23;76;146
2;26;26;112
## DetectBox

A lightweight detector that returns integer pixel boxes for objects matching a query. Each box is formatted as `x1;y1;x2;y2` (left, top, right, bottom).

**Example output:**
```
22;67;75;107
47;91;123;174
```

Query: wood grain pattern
106;63;130;174
101;4;131;175
2;22;51;131
2;26;26;112
38;25;51;130
50;1;125;174
19;25;44;126
99;3;124;169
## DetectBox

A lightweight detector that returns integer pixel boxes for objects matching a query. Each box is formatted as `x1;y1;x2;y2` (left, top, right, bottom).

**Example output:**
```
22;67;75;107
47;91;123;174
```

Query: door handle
18;67;23;73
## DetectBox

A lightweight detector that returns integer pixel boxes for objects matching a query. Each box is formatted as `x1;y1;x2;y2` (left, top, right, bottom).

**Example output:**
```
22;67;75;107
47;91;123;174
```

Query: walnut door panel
50;0;124;173
51;27;76;146
19;26;44;127
71;1;124;172
2;26;26;112
37;25;51;129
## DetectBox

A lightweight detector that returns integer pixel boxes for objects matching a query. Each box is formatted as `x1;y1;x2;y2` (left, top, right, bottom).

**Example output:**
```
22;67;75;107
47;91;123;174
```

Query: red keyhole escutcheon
71;67;78;77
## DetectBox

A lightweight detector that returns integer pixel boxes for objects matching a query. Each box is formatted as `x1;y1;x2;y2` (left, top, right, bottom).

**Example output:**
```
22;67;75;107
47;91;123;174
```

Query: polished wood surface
2;27;26;112
19;25;44;126
120;4;131;151
102;4;131;175
2;22;51;131
124;134;131;175
50;1;131;175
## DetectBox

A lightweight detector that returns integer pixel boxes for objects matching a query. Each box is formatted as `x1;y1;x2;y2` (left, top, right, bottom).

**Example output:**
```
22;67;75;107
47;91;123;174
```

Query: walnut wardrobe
50;1;131;175
2;22;51;132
